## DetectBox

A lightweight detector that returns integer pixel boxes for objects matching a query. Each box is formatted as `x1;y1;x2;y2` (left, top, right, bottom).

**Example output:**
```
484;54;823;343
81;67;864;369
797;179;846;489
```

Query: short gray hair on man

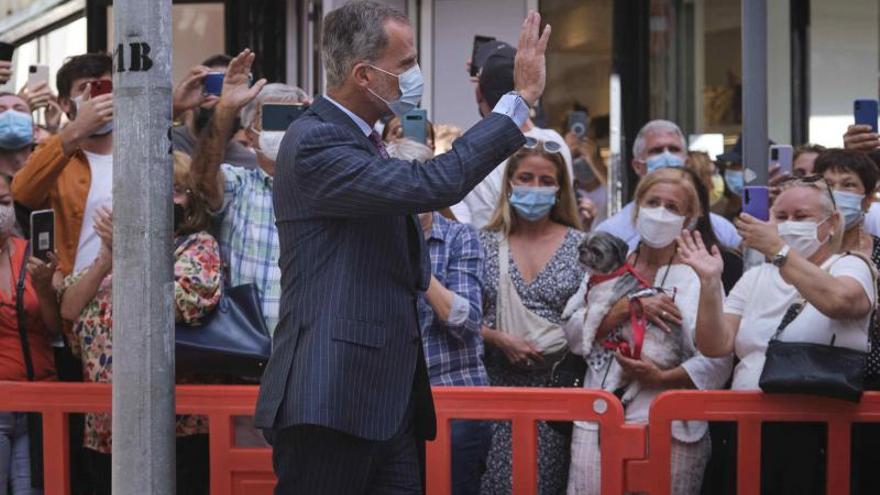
322;1;411;90
386;138;434;162
632;119;686;159
240;83;308;129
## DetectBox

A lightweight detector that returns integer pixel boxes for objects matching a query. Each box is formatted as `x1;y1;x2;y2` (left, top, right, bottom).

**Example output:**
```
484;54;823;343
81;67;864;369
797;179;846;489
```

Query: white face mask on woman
636;206;686;248
777;217;830;258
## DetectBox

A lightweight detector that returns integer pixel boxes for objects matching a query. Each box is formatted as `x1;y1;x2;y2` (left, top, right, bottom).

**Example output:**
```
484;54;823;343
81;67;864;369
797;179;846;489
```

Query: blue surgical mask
833;190;865;229
0;109;34;150
645;151;685;174
724;169;744;195
368;64;424;117
509;185;558;221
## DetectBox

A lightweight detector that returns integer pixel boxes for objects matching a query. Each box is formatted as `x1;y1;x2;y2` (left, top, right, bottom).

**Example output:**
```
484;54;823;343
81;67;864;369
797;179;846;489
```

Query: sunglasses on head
777;174;837;210
523;136;563;154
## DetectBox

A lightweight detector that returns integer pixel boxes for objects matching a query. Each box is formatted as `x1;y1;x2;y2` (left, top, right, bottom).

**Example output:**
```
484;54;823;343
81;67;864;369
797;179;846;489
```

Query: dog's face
578;232;629;274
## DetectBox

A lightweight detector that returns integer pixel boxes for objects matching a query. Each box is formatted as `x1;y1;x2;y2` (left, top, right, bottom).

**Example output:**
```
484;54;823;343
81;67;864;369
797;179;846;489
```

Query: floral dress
479;228;586;495
60;231;222;453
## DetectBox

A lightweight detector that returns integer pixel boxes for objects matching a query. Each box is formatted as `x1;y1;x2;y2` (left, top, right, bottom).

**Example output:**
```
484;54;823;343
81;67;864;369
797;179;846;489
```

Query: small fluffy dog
562;231;694;404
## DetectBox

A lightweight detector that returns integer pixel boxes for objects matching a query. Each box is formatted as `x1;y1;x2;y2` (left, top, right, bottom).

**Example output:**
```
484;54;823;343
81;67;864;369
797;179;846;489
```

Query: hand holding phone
0;42;14;62
204;72;224;96
742;186;770;222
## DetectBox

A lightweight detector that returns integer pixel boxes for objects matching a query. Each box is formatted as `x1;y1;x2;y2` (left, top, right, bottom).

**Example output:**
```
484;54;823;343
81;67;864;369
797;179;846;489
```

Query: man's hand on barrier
514;11;551;108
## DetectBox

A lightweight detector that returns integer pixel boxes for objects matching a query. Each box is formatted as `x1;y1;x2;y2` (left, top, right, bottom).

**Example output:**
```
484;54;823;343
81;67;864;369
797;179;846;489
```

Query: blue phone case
401;109;428;145
204;72;225;96
854;99;878;133
743;186;770;222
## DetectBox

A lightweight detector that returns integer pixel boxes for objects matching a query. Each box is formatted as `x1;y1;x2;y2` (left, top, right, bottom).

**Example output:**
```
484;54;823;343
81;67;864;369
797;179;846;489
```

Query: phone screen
262;104;308;132
30;209;55;263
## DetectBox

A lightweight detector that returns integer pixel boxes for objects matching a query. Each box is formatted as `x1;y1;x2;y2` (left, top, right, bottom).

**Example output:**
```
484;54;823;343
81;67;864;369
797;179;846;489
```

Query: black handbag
175;282;271;380
759;253;874;402
11;243;44;488
546;351;587;435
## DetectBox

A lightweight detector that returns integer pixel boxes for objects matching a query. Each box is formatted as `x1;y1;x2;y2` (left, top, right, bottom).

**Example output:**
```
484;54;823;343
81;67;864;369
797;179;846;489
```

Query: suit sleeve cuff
491;93;529;129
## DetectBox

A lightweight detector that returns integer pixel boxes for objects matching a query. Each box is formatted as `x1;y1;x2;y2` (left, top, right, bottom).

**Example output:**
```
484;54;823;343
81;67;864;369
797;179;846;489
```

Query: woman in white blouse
680;178;875;494
564;168;732;495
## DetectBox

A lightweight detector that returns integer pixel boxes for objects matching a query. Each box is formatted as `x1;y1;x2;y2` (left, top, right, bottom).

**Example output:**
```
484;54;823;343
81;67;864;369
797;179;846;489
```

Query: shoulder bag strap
14;242;35;381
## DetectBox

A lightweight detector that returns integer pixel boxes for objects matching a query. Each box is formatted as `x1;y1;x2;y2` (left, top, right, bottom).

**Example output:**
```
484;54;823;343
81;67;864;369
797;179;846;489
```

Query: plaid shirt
215;164;281;334
417;213;489;386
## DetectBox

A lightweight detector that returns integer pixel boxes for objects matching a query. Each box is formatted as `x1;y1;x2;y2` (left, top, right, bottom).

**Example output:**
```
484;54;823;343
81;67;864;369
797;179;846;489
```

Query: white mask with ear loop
255;129;285;162
777;216;831;258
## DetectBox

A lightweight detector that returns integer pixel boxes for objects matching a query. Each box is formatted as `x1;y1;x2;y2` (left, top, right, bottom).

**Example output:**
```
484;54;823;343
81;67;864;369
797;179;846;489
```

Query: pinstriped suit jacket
255;96;525;441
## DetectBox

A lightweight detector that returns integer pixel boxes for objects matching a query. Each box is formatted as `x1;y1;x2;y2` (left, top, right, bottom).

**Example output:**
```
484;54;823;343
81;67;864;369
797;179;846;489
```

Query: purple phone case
743;186;770;221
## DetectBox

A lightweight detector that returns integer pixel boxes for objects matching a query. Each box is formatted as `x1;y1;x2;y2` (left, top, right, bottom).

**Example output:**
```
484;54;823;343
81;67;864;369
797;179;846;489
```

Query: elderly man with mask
0;93;35;177
595;119;741;250
190;50;306;335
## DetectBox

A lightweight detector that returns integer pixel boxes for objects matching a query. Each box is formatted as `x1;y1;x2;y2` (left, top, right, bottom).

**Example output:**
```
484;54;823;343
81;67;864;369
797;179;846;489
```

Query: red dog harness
587;263;652;360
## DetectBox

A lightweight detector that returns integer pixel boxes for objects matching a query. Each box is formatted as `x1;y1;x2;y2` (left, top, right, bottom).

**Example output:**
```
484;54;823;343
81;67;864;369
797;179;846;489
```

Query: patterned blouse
60;231;222;453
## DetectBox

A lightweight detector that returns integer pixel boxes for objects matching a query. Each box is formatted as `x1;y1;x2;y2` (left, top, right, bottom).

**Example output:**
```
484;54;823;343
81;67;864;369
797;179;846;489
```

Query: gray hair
322;1;411;89
632;119;685;159
386;138;434;162
240;83;309;129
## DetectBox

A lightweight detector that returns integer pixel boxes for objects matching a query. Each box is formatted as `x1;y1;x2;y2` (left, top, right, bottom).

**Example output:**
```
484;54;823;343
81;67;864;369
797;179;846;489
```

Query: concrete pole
111;0;175;494
742;0;769;186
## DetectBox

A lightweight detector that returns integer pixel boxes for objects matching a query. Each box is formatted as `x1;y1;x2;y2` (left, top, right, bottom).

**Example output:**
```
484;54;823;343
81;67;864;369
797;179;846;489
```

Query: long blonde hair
485;145;582;235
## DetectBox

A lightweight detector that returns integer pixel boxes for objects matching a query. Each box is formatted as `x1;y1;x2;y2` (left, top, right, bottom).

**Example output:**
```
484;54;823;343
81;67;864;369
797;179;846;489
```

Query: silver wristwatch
772;245;791;267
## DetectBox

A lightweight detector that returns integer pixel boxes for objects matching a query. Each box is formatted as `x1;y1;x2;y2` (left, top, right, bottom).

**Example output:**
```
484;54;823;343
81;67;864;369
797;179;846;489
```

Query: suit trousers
271;398;423;495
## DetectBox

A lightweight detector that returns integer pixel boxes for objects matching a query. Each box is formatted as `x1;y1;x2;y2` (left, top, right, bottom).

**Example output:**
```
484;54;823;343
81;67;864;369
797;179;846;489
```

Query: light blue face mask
0;109;34;150
724;169;744;195
368;64;424;117
833;190;865;229
645;151;685;174
509;185;558;221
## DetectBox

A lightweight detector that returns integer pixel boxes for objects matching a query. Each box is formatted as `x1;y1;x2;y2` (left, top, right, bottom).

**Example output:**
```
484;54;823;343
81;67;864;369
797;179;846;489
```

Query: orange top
11;134;91;275
0;237;56;381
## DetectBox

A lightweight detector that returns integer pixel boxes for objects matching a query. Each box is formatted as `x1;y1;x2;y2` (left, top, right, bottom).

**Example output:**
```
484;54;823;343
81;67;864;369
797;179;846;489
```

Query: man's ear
632;159;646;178
352;62;373;89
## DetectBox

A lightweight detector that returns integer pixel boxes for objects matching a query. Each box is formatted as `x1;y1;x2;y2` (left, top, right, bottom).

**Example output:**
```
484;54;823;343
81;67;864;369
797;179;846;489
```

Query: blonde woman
564;167;732;495
479;137;584;494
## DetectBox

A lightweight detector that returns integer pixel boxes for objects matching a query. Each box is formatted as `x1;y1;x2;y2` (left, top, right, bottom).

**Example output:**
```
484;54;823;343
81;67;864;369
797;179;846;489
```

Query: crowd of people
1;5;879;494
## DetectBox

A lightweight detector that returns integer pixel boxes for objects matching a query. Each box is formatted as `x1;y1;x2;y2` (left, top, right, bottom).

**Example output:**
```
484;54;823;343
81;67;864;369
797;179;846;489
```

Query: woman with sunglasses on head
680;176;876;495
565;167;732;495
813;149;880;494
478;137;584;494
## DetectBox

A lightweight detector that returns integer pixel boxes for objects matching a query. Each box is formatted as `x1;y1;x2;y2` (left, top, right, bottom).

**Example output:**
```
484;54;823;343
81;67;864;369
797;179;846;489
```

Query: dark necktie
368;131;390;159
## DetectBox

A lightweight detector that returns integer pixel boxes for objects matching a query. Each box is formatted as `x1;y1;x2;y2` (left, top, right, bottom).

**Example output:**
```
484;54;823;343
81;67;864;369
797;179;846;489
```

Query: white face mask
636;206;686;248
256;130;285;162
777;217;830;259
0;204;15;238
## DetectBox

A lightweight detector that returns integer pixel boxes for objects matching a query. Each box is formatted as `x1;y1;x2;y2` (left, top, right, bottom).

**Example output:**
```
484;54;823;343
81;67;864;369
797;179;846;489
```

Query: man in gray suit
256;1;550;492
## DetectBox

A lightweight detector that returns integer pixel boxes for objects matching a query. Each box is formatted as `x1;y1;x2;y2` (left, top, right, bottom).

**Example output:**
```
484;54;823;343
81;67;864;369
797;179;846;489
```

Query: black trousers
270;408;423;494
761;422;826;495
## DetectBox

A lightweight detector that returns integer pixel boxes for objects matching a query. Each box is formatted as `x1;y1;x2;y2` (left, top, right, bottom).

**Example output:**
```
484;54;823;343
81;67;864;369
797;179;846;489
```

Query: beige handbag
496;236;568;368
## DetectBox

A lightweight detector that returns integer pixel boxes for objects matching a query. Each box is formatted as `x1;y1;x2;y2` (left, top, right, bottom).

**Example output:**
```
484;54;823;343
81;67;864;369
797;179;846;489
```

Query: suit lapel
310;96;378;154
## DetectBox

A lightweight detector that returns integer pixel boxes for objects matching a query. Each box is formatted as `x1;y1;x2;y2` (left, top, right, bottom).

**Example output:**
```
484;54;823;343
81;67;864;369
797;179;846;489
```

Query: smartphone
568;111;589;139
90;80;112;98
401;108;428;145
769;144;793;176
854;99;879;133
742;186;770;222
470;35;496;77
204;72;224;96
30;209;55;263
261;103;308;131
27;65;49;92
0;42;13;62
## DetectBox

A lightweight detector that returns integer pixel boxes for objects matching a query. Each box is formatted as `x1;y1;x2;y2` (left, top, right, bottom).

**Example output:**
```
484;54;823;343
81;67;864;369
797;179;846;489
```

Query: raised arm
190;49;267;212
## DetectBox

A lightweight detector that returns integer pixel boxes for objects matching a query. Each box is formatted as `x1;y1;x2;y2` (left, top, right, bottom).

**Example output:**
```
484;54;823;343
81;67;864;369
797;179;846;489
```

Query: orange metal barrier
628;391;880;495
2;382;879;494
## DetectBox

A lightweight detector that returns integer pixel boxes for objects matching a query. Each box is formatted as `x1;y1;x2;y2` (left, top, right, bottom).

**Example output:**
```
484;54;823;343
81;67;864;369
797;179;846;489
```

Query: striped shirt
214;163;280;334
417;213;489;386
